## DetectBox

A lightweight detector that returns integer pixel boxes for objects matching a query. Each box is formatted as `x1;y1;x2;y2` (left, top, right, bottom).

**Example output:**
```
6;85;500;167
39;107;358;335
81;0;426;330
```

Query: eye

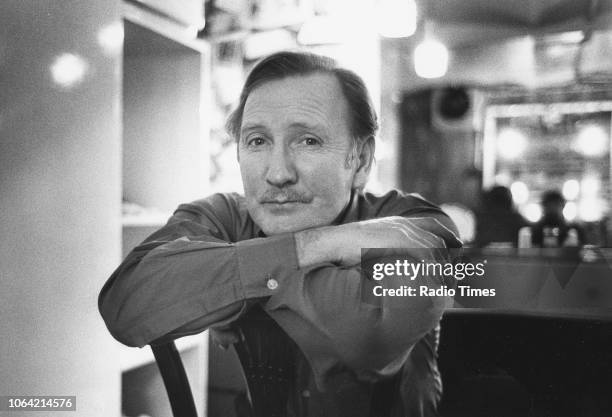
246;136;266;147
301;137;321;146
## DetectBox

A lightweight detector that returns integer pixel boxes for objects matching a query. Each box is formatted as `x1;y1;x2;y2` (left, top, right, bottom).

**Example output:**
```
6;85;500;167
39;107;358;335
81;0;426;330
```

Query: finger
387;220;445;250
400;217;462;248
390;224;434;249
387;220;453;262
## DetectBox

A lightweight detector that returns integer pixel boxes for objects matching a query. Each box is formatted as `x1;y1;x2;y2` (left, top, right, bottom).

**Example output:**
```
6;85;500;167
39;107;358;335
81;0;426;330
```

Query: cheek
300;162;354;199
239;158;264;189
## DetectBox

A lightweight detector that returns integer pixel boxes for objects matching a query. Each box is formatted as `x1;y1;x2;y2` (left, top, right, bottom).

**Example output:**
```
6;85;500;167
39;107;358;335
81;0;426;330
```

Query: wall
397;88;482;208
123;20;209;213
0;2;122;417
123;53;205;212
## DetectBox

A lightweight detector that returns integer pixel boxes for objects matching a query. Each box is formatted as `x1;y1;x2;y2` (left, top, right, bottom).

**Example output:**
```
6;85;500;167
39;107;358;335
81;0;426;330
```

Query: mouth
260;200;307;211
262;200;301;204
261;200;303;207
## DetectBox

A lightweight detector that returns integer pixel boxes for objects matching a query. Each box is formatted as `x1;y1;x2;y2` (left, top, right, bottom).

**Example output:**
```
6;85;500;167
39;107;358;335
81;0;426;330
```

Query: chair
151;306;297;417
231;305;300;417
152;305;401;417
150;341;199;417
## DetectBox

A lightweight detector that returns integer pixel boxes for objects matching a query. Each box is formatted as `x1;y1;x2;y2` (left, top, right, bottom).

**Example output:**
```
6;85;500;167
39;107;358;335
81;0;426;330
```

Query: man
475;185;529;247
531;189;584;247
99;51;461;416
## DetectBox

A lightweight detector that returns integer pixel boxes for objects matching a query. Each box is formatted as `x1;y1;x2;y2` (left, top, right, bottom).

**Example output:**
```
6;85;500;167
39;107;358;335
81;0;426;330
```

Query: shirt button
267;278;279;290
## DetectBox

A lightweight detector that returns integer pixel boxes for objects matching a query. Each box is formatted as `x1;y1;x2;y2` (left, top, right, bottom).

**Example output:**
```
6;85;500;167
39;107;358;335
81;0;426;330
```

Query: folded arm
98;197;301;347
267;216;460;375
99;193;461;364
295;215;459;267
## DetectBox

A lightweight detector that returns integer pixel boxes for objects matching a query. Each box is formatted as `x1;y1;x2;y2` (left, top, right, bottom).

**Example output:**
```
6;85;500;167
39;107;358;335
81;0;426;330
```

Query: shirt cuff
235;233;299;298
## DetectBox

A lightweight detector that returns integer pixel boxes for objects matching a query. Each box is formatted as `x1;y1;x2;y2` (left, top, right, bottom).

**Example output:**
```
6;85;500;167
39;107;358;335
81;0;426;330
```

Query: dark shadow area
439;313;612;417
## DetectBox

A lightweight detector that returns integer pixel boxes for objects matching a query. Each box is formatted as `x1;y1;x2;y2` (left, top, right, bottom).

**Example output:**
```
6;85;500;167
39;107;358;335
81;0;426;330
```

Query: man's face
238;73;361;235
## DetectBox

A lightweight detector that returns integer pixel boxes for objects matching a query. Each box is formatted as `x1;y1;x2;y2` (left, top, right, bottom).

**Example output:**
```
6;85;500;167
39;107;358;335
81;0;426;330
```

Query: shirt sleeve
263;193;460;384
265;248;450;384
98;194;299;347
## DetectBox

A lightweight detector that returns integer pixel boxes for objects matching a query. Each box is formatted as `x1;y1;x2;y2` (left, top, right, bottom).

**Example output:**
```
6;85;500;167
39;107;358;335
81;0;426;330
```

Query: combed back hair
225;51;379;154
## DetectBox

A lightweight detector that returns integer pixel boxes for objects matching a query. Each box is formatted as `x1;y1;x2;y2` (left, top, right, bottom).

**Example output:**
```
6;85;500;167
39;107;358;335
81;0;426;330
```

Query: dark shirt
99;189;460;393
475;209;529;248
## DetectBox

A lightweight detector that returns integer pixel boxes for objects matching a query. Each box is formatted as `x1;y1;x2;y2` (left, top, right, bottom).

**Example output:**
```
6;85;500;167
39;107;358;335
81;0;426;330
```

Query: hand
341;216;459;265
295;216;461;268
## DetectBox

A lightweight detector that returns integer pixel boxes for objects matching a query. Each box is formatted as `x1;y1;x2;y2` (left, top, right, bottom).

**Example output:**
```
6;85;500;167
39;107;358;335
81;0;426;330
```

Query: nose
265;145;297;187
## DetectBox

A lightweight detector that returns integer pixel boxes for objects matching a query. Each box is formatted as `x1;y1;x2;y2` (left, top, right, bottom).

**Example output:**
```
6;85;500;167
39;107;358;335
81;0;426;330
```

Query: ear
351;137;375;190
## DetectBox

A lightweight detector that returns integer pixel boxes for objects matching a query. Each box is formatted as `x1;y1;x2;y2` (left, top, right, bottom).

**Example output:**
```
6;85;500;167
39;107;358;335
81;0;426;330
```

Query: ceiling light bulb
414;39;448;79
98;22;124;55
50;53;88;88
573;124;608;157
497;128;527;160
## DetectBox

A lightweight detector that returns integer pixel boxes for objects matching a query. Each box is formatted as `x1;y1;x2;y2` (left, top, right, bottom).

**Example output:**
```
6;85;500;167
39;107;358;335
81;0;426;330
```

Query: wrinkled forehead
241;73;351;135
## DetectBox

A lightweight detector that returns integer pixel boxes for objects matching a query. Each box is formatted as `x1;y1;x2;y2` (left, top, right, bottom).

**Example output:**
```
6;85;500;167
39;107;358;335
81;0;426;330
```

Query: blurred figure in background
531;189;584;247
475;185;530;248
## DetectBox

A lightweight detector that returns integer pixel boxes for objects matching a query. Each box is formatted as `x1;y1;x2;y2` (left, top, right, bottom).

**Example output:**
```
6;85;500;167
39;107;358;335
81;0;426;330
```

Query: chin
259;220;314;235
256;214;329;236
248;200;341;235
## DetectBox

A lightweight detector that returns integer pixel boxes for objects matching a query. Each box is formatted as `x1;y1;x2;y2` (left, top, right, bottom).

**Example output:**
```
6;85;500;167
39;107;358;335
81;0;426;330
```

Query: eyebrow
239;124;269;143
240;123;268;135
240;121;325;136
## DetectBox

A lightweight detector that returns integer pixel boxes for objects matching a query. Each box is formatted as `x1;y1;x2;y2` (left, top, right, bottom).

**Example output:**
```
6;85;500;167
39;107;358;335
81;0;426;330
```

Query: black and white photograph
2;1;612;417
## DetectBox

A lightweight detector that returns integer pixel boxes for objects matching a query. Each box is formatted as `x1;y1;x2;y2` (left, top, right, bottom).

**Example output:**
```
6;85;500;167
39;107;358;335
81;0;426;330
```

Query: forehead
241;73;351;135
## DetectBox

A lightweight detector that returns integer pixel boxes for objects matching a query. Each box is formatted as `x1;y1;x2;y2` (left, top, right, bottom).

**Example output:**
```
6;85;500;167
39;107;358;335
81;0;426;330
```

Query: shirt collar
331;189;360;225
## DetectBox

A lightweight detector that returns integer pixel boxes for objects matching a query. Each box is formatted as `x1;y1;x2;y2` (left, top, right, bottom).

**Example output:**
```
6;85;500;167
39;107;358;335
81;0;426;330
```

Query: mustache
259;189;311;203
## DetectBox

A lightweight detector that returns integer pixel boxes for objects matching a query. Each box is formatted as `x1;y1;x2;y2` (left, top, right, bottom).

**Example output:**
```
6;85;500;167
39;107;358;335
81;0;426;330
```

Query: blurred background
1;1;612;416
